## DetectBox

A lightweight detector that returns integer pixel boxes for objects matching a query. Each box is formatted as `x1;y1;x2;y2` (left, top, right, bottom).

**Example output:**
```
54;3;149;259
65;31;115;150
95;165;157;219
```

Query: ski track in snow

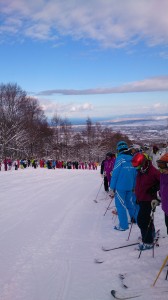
0;167;168;300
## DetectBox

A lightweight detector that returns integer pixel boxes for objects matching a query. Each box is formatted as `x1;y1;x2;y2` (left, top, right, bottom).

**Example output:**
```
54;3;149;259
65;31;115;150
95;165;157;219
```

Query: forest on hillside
0;83;131;161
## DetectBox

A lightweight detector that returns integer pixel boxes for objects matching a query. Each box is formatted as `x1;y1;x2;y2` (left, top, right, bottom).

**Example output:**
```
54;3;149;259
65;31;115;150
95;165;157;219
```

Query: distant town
111;124;168;146
70;117;168;147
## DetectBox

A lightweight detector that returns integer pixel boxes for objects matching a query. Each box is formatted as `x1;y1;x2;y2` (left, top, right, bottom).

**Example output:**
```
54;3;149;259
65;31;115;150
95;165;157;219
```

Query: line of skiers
44;160;98;170
101;141;168;251
0;158;99;171
0;158;35;170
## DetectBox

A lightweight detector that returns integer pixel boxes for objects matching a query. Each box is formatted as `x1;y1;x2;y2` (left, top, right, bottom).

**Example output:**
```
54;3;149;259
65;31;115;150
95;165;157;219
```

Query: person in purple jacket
132;152;160;251
100;152;116;192
153;153;168;235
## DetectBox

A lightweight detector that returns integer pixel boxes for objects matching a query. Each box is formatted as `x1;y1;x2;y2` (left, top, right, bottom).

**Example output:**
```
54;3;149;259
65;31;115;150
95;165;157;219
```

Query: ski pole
152;255;168;286
138;210;155;259
127;220;134;241
126;206;138;241
152;215;155;258
103;195;114;216
94;179;104;202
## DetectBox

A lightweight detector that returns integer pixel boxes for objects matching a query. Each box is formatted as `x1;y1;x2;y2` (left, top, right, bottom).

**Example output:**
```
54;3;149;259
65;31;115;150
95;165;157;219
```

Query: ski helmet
132;153;146;168
116;141;128;152
157;153;168;169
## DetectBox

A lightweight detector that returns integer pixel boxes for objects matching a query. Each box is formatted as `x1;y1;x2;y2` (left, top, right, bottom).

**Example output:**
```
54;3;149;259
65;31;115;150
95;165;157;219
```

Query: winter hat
106;152;113;158
117;141;128;153
153;145;159;151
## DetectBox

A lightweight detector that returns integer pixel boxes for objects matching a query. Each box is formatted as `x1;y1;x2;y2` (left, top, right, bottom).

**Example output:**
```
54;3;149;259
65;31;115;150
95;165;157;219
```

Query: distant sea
69;114;168;127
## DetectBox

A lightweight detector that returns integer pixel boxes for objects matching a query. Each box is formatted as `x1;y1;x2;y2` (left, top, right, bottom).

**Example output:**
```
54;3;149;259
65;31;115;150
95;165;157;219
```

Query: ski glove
109;189;115;197
151;199;160;210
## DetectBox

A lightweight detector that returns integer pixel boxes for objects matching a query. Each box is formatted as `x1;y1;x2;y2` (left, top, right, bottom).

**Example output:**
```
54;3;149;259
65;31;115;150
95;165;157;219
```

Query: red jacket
135;162;160;202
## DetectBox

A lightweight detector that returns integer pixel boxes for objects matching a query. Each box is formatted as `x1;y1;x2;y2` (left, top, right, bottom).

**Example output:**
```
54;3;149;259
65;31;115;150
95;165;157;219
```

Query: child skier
132;152;160;250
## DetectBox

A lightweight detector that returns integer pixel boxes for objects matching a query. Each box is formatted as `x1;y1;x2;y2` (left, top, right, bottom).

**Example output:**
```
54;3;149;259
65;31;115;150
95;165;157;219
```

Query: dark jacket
135;161;160;202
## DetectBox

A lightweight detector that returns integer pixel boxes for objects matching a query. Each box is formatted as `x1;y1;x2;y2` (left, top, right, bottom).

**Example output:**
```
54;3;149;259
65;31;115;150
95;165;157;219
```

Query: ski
111;290;141;299
102;242;139;252
119;274;128;289
111;288;168;300
103;229;162;252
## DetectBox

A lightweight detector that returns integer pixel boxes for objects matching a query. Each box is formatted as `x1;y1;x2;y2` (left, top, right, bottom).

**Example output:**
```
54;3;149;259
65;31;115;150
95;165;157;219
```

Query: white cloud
131;102;168;116
70;103;93;112
37;76;168;95
153;103;161;108
38;97;168;119
1;0;168;48
39;99;94;117
25;23;54;40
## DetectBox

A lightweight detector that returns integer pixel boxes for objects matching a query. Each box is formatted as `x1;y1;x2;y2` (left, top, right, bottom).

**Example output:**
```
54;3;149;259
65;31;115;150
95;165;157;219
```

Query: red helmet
132;153;146;167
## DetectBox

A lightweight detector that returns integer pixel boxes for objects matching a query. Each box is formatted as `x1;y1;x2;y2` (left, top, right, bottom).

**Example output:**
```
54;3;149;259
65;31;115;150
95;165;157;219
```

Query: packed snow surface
0;167;168;300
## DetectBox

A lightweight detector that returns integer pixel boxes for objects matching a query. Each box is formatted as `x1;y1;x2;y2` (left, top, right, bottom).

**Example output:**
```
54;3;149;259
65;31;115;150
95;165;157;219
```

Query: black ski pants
137;201;155;244
104;176;109;192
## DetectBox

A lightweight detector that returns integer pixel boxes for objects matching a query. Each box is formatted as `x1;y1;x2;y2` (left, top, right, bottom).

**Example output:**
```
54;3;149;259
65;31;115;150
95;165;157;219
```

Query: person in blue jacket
109;141;137;231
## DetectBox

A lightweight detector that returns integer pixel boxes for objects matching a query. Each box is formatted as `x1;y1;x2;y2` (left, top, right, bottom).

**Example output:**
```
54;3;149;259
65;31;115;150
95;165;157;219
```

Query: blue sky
1;0;168;122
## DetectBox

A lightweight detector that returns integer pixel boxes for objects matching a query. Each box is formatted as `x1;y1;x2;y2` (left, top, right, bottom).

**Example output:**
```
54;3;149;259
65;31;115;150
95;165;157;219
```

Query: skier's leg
114;190;129;230
125;191;135;220
131;192;139;222
137;202;154;244
125;191;139;223
104;176;109;192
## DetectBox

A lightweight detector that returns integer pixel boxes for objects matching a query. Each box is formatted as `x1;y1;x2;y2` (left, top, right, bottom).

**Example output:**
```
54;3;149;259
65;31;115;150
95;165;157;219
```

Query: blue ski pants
115;190;138;230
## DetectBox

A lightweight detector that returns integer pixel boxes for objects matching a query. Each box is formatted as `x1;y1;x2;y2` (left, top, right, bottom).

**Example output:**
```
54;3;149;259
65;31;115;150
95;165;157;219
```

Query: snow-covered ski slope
0;167;168;300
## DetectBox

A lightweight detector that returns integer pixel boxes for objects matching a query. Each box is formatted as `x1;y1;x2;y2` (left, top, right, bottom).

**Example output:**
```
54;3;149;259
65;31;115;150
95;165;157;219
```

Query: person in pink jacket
101;152;115;192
